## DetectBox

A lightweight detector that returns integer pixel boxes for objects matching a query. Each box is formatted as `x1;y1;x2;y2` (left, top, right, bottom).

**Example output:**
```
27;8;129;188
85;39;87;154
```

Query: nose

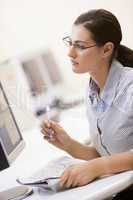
67;46;77;58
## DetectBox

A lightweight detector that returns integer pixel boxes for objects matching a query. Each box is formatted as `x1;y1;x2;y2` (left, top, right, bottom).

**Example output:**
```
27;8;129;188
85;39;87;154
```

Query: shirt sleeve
114;81;133;115
113;75;133;153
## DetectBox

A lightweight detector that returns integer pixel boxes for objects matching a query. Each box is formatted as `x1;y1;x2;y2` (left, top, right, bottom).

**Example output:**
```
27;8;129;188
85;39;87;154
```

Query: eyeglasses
62;36;97;51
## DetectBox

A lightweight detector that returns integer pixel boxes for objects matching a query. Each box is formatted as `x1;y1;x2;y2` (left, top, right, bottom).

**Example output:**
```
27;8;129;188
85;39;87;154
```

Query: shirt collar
88;59;123;107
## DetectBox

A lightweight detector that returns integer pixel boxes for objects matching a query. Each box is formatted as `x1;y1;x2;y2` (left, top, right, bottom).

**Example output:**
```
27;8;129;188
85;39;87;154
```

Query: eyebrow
73;40;93;44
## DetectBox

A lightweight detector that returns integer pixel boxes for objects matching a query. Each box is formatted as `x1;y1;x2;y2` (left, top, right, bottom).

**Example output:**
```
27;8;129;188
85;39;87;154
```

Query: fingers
41;129;54;139
41;120;51;129
41;120;70;151
41;120;63;140
41;120;59;135
60;168;78;189
60;170;70;188
50;121;62;132
41;122;55;141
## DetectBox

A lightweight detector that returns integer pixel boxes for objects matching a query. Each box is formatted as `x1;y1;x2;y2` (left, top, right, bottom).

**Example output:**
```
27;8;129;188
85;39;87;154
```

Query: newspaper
17;156;85;192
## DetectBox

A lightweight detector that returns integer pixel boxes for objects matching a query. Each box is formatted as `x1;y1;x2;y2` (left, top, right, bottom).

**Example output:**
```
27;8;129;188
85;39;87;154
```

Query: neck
89;61;110;92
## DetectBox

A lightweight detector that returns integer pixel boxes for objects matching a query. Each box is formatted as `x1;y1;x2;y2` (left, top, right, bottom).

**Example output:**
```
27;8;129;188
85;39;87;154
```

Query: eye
74;43;87;50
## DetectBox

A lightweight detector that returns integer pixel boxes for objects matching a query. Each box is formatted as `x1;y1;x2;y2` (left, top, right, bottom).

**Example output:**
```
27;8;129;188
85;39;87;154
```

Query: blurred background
0;0;133;138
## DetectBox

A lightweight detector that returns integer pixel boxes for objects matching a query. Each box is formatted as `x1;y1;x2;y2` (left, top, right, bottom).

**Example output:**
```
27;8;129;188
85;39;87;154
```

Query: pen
46;105;55;139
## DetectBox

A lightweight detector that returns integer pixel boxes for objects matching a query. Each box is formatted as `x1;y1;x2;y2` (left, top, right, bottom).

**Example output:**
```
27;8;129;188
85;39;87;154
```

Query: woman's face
67;24;104;75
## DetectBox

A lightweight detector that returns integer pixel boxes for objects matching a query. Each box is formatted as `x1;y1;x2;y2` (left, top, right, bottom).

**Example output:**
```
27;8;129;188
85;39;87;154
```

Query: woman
41;9;133;199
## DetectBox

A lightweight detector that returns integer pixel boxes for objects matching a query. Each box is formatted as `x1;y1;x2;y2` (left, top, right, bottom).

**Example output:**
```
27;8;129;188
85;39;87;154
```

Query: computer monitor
0;82;33;199
0;81;25;170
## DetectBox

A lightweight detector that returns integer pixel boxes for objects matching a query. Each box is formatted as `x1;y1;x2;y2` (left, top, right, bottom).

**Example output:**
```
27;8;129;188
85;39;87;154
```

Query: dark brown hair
74;9;133;67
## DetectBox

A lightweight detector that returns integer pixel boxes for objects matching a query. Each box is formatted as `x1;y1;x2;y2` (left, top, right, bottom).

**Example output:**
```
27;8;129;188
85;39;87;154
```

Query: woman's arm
41;120;100;160
66;138;100;160
95;151;133;176
60;151;133;188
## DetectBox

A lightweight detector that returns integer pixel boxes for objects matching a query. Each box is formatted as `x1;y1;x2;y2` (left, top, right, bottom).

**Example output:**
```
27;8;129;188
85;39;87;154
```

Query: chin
72;66;87;74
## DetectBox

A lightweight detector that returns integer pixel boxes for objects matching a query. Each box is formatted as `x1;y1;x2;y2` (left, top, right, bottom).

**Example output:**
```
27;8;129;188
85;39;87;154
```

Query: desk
0;121;133;200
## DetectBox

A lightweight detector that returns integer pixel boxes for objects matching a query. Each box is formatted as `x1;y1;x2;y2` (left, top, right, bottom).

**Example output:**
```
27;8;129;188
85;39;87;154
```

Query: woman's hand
41;120;73;151
59;160;100;189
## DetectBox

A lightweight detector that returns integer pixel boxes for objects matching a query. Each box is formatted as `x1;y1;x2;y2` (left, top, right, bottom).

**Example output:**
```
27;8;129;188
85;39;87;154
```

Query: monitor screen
0;82;25;171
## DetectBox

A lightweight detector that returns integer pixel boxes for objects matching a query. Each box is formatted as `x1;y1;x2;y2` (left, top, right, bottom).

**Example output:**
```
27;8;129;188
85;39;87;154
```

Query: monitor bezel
0;82;25;165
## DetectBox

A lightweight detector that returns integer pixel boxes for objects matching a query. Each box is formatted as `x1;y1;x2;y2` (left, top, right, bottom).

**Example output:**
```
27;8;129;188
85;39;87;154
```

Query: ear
102;42;114;58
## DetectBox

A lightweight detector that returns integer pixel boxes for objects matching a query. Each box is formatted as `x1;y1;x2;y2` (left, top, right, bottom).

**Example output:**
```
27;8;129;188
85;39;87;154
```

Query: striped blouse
86;59;133;156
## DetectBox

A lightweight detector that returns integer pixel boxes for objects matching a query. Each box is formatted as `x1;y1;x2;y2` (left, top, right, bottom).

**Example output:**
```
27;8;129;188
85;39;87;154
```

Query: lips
71;59;79;65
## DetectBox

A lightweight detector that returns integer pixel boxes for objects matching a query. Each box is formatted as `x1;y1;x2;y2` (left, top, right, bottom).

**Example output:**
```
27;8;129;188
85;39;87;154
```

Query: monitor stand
0;185;33;200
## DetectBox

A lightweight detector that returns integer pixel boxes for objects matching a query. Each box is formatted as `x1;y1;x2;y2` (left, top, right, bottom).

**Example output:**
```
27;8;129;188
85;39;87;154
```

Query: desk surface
0;119;133;200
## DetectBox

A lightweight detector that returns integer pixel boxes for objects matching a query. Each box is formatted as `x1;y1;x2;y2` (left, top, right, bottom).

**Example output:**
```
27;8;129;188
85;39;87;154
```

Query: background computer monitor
0;81;25;171
21;56;48;96
20;49;63;116
41;49;62;86
21;49;62;97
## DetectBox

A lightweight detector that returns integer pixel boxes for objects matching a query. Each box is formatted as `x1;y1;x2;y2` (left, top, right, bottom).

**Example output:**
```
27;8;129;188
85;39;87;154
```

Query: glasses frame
62;36;97;50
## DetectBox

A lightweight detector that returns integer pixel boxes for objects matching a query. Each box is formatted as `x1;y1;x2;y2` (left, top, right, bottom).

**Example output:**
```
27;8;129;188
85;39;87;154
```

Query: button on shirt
86;60;133;156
